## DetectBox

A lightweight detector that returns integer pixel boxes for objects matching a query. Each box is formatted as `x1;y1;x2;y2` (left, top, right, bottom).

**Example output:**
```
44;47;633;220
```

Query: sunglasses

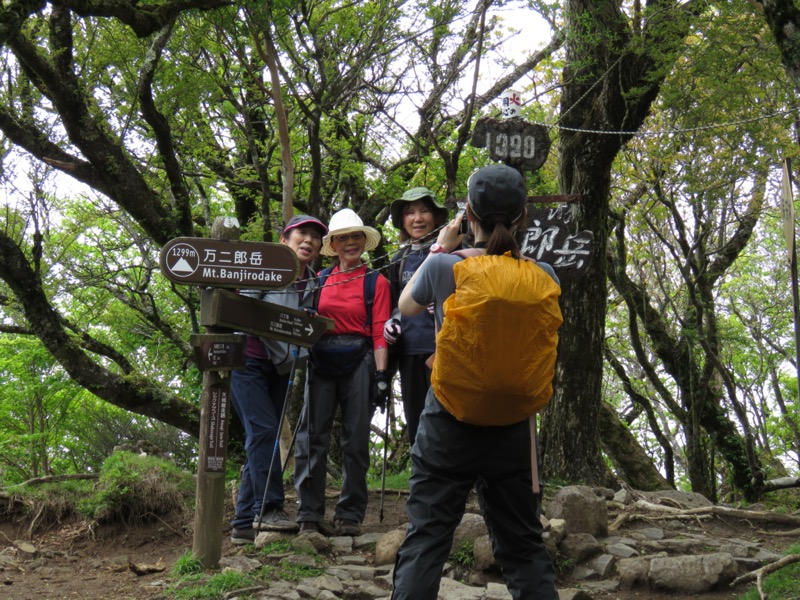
333;232;366;243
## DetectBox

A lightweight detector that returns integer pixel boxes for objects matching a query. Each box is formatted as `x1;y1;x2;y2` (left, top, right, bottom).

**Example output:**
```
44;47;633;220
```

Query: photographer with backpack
391;164;563;600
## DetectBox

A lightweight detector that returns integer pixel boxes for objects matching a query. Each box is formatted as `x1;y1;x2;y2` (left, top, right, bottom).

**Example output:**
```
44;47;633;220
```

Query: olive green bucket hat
389;187;449;229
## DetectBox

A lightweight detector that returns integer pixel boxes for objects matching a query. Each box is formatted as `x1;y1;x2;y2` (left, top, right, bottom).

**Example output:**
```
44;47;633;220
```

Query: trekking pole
255;345;300;529
281;404;303;473
379;386;392;523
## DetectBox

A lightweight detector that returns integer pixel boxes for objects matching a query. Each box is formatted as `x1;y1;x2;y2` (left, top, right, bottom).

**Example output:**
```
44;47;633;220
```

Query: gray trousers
294;351;374;524
392;389;558;600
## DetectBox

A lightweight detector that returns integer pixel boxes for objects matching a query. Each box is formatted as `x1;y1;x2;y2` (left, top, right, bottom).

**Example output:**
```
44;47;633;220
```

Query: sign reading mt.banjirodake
159;237;299;289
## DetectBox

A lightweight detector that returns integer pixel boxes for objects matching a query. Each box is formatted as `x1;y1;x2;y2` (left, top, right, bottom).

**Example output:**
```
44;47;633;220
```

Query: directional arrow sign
200;289;334;348
160;237;299;289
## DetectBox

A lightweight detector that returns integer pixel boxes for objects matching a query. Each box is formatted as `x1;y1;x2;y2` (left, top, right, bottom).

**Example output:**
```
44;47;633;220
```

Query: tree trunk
598;401;672;491
542;0;697;485
760;0;800;90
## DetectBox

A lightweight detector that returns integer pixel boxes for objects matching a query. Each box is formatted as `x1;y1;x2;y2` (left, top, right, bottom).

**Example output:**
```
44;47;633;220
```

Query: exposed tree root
730;554;800;600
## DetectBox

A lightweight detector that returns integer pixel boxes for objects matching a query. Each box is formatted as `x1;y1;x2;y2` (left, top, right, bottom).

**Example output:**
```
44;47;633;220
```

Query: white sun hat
321;208;382;256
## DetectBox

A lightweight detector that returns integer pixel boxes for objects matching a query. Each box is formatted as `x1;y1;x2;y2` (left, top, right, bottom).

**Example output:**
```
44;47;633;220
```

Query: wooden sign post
192;350;238;569
521;196;594;283
470;108;593;282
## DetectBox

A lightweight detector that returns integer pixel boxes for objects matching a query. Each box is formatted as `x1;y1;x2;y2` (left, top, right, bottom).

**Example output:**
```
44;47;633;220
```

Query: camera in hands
456;201;468;235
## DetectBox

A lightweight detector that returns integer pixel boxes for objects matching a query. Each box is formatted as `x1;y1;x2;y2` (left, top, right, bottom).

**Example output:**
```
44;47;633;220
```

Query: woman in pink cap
230;214;328;544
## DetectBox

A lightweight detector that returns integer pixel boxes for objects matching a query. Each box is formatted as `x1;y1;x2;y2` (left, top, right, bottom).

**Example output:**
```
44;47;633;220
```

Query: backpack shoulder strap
390;246;411;305
397;245;412;281
318;264;334;287
303;267;322;309
363;267;378;330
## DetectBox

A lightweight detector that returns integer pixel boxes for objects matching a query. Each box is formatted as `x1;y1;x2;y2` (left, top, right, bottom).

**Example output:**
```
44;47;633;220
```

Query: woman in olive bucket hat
383;187;449;446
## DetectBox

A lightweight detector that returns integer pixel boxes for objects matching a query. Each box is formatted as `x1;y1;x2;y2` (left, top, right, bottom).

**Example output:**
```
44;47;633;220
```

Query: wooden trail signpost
522;196;593;283
470;110;594;282
160;236;300;288
160;217;332;569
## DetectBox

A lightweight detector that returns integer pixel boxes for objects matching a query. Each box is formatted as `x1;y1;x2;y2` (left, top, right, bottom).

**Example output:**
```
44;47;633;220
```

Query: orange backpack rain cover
431;253;563;426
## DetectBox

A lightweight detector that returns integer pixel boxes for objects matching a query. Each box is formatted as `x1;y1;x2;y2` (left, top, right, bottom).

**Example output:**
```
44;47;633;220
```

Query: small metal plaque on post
200;289;334;347
204;382;230;473
159;237;299;289
189;334;246;371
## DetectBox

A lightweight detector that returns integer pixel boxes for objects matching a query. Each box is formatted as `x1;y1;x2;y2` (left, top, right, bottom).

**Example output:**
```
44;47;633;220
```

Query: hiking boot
298;521;320;534
230;527;256;545
253;508;300;532
334;518;361;536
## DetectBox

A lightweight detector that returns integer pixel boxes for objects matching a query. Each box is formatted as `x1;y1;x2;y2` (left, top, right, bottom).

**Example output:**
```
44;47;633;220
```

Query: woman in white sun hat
294;208;391;537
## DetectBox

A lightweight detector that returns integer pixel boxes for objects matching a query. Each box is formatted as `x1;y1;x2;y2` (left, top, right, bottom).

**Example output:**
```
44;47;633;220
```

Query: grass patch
259;540;292;555
170;568;269;599
168;558;324;598
172;551;204;577
277;562;325;582
449;541;475;569
368;469;410;491
739;544;800;600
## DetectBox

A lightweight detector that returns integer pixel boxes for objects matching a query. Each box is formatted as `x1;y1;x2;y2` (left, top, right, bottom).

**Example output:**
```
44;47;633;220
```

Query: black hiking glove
372;370;391;413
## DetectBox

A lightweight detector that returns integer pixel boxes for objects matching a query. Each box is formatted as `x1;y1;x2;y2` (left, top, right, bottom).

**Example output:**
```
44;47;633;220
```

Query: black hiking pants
391;389;558;600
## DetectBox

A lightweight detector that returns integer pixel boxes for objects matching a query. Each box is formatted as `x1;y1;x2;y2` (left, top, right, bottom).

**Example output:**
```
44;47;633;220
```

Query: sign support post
192;362;233;568
191;218;244;569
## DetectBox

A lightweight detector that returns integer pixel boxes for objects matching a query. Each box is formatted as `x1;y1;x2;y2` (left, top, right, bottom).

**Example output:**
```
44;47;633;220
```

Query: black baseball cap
283;214;328;237
467;164;527;223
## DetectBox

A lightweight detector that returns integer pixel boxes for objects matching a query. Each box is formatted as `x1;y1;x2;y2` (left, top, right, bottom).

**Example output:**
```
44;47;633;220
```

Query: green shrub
76;451;194;523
